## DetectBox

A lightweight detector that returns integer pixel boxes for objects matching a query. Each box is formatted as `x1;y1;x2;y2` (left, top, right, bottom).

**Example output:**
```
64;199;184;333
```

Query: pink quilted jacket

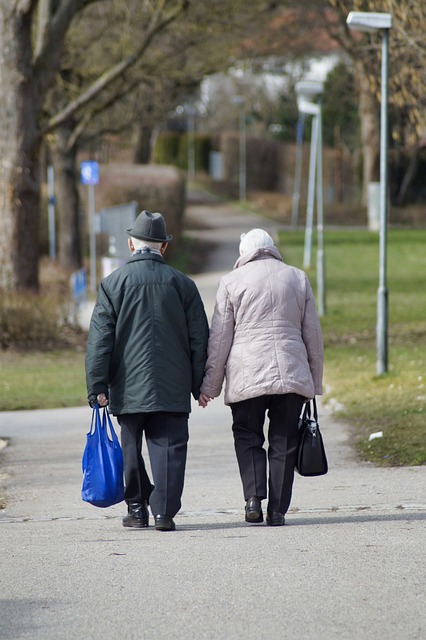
200;246;324;405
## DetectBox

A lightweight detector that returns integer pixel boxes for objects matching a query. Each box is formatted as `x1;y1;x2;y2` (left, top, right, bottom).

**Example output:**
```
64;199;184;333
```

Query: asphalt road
0;193;425;640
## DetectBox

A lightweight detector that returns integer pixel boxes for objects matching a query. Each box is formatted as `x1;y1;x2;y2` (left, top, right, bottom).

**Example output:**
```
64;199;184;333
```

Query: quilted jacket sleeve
301;274;324;395
184;281;209;400
85;282;117;400
200;278;235;398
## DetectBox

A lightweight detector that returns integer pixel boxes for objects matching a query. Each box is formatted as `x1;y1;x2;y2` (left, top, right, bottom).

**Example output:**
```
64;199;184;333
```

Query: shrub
176;134;212;172
153;132;181;166
0;260;81;350
154;132;212;173
0;292;61;349
220;132;280;193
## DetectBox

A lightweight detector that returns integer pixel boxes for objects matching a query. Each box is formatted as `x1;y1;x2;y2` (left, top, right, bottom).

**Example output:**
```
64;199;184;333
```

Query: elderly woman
199;229;324;526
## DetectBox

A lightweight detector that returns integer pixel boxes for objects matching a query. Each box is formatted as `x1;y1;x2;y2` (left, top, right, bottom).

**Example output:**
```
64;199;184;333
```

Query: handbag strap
312;397;318;423
301;398;318;422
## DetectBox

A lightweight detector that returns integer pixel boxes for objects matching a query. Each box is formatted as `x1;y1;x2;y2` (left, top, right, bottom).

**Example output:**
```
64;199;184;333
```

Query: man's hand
89;393;109;408
198;393;212;408
96;393;109;407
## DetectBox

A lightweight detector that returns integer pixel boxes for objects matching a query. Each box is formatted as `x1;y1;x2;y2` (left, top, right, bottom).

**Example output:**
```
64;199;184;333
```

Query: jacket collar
233;245;283;269
126;252;166;265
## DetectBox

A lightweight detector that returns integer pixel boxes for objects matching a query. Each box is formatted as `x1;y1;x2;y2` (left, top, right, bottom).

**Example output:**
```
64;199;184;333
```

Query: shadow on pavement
175;510;426;532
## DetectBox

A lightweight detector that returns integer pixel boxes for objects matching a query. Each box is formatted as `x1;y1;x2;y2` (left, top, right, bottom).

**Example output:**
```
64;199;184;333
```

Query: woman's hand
198;393;213;408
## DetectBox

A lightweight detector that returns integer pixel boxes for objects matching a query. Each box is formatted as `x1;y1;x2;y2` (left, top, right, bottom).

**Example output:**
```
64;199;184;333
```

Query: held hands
198;393;213;408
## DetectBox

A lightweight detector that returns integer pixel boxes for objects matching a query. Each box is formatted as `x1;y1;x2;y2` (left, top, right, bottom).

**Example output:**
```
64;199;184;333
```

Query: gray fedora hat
126;210;173;242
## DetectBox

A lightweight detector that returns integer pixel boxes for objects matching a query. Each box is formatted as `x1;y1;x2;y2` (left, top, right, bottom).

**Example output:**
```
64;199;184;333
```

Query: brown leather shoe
122;502;149;528
245;496;263;523
266;511;285;526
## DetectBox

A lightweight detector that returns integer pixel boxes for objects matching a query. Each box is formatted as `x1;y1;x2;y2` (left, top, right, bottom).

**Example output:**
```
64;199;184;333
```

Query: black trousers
230;394;304;515
117;412;189;518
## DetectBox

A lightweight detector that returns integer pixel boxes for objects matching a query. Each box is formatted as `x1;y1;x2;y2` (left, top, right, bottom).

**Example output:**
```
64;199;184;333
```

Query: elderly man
86;210;208;531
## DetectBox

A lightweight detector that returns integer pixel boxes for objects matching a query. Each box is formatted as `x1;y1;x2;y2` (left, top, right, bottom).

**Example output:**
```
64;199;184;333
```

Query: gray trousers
117;412;189;518
230;393;304;514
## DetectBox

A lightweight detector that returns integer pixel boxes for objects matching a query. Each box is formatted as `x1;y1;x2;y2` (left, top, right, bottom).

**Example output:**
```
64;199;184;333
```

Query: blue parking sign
80;161;99;185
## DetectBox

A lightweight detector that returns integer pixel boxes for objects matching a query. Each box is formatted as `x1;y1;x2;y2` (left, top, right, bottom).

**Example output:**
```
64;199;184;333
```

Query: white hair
239;229;274;256
130;237;163;252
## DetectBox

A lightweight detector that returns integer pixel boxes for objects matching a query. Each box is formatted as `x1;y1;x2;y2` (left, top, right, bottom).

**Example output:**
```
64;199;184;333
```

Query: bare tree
43;0;284;271
326;0;425;204
237;0;425;204
0;0;189;291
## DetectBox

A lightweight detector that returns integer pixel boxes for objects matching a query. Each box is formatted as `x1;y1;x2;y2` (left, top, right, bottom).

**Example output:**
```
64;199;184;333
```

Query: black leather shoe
154;515;176;531
245;496;263;523
122;502;149;528
266;511;285;526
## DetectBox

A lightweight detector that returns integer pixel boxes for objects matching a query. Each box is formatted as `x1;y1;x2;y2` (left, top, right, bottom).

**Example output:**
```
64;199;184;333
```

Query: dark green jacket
85;252;209;415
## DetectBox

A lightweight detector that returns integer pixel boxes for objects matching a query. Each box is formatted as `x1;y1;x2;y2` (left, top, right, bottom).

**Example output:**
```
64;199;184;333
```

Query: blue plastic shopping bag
81;404;125;507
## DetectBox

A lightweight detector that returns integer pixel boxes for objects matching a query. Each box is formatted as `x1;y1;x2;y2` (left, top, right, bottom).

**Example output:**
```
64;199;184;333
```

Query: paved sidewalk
0;193;425;640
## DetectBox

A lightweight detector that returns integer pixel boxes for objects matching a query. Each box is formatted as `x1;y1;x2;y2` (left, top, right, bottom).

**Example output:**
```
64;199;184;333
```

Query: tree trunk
52;124;82;271
355;62;380;206
0;9;42;290
133;123;154;164
396;144;420;206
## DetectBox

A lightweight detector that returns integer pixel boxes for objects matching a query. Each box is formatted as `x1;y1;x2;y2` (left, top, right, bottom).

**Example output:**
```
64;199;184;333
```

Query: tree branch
65;77;140;150
33;0;102;88
41;0;188;135
15;1;37;13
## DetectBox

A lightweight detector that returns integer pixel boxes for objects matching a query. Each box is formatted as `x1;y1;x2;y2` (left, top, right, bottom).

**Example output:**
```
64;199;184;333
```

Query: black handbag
295;398;328;476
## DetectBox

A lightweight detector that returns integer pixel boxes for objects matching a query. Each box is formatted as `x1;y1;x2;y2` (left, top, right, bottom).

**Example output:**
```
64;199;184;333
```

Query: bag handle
101;406;120;444
88;403;101;435
300;398;318;424
312;397;318;423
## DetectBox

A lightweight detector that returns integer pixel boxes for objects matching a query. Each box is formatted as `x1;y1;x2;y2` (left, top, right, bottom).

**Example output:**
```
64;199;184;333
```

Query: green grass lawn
0;228;425;467
0;350;87;411
279;228;426;466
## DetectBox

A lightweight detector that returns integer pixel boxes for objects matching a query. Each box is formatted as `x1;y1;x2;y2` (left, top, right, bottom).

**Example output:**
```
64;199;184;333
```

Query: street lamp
347;11;392;375
232;95;247;201
47;165;56;260
291;111;305;229
185;102;196;180
293;80;324;231
296;80;326;316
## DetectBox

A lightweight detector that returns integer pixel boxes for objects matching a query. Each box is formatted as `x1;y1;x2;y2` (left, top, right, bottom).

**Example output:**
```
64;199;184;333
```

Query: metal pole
303;114;318;270
377;30;389;374
316;99;326;316
239;102;247;201
89;184;97;293
291;113;305;229
187;106;195;180
47;165;56;260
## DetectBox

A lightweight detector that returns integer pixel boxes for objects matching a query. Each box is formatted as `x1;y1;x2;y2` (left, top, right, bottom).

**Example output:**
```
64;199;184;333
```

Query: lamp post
296;80;326;316
316;95;325;317
47;165;56;260
232;95;247;201
299;99;318;271
80;161;100;293
295;81;324;267
347;11;392;375
291;112;305;229
186;102;196;180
